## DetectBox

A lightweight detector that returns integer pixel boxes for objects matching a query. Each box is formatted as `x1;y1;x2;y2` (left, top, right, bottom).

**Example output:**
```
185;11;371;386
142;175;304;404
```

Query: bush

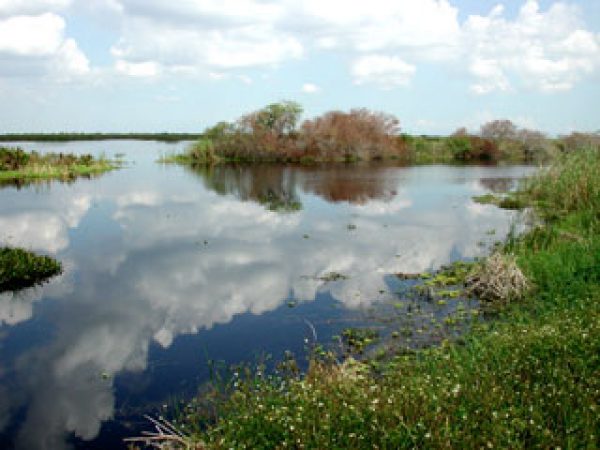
446;134;499;161
301;109;404;161
0;147;31;170
558;132;600;153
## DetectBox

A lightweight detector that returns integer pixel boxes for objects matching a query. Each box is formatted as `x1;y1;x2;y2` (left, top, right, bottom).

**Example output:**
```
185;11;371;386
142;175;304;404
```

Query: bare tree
480;120;518;141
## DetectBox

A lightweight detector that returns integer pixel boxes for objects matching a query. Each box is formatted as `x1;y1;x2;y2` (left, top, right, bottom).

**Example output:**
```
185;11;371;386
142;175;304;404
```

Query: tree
240;101;303;137
480;120;517;141
451;127;469;137
204;121;235;140
516;128;549;161
301;109;402;161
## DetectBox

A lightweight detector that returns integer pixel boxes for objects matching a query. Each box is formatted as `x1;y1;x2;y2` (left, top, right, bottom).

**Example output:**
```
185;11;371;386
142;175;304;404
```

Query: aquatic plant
0;247;62;291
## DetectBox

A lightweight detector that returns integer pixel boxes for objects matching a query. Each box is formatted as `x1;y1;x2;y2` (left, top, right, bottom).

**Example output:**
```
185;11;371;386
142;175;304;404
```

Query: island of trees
162;101;599;165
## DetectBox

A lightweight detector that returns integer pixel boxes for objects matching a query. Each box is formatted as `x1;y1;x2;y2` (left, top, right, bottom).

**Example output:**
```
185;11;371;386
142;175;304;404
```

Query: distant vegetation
132;146;600;449
162;101;406;164
0;247;62;292
0;133;203;142
162;102;599;166
401;120;597;164
0;146;118;183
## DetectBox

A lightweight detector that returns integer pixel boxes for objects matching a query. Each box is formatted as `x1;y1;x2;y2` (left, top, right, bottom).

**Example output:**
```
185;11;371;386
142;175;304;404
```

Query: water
0;140;535;449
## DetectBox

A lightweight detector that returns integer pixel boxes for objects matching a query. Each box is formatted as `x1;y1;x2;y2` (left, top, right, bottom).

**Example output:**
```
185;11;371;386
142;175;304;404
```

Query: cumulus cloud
0;0;72;17
297;0;460;57
102;0;458;79
463;0;600;94
1;0;598;93
0;12;89;79
351;55;416;88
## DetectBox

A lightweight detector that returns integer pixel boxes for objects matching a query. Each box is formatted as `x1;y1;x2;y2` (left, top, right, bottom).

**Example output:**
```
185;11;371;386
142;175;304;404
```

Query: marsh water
0;140;534;449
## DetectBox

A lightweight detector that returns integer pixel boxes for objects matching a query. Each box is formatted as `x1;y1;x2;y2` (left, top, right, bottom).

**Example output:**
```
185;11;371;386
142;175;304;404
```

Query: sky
0;0;598;135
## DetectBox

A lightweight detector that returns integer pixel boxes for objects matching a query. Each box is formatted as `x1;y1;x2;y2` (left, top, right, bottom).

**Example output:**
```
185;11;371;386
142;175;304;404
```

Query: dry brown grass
466;253;530;305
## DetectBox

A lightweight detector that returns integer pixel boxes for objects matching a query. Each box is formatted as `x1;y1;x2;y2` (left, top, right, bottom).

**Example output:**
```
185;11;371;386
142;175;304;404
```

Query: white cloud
115;59;159;77
295;0;461;58
0;0;71;17
302;82;320;94
102;0;457;79
463;0;600;94
0;12;89;79
0;0;599;95
352;55;416;88
0;13;64;55
110;17;303;76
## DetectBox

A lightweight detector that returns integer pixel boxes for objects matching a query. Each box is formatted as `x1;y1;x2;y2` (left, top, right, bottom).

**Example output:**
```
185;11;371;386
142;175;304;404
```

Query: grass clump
0;247;62;292
0;146;118;183
131;147;600;449
465;252;529;306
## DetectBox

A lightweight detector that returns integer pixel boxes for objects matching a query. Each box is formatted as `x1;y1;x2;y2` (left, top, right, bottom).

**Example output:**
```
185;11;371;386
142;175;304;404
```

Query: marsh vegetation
0;146;118;183
0;247;62;292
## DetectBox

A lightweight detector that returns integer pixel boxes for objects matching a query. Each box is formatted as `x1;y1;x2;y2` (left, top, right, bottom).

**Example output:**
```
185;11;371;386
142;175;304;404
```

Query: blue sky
0;0;598;135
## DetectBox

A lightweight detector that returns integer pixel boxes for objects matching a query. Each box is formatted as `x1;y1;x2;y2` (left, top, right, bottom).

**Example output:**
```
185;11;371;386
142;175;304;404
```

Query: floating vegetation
0;247;62;292
318;272;348;282
341;327;380;354
395;272;422;280
472;193;527;210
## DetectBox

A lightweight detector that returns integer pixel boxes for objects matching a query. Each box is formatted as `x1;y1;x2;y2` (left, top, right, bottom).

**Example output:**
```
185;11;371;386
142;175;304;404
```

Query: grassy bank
0;247;62;292
132;149;599;448
0;146;119;183
0;133;202;142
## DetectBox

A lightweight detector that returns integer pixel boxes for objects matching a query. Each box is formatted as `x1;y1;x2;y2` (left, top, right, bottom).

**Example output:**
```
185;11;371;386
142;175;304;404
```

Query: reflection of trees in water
296;164;398;204
0;175;91;191
191;164;302;212
192;163;400;209
478;177;517;193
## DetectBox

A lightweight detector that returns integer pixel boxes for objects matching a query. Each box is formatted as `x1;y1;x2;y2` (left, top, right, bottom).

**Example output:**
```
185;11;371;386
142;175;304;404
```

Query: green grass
0;247;62;291
0;146;119;183
131;148;600;449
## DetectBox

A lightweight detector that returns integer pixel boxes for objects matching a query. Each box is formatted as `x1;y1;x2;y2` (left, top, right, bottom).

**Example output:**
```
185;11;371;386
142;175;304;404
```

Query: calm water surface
0;140;535;449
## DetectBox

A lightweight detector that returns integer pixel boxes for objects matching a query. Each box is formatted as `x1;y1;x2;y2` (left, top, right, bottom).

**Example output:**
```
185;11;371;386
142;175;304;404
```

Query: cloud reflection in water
0;160;534;449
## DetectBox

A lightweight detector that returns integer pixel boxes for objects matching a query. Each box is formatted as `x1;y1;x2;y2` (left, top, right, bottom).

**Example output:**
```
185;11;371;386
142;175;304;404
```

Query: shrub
446;134;499;161
301;109;404;161
0;147;31;170
558;132;600;153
